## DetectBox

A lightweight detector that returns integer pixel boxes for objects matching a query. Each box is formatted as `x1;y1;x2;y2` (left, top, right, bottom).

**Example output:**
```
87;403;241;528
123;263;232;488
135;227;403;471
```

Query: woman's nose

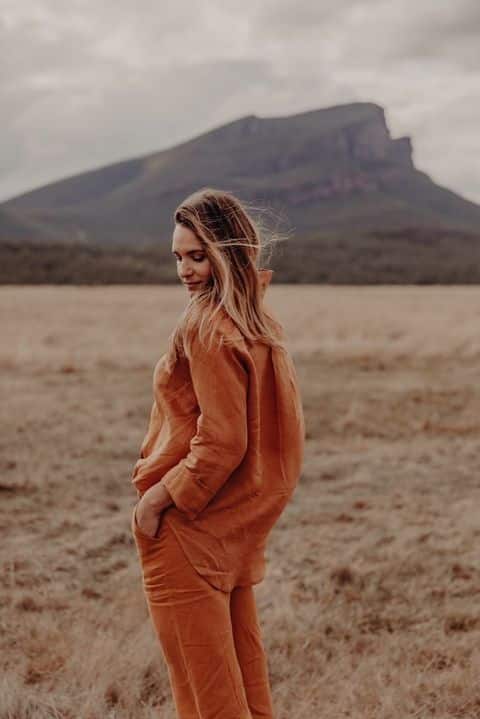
179;262;193;277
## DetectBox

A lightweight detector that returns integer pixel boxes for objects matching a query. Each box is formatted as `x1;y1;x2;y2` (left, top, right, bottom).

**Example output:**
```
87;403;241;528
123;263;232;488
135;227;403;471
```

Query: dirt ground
1;284;480;718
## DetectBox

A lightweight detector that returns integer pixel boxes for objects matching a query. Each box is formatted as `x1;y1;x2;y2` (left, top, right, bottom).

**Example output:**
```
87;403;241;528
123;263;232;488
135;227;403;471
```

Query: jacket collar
258;268;274;297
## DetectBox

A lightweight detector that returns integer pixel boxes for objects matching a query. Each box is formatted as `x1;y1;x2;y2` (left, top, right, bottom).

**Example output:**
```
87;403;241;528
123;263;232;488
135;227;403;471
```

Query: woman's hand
134;482;174;538
135;494;164;538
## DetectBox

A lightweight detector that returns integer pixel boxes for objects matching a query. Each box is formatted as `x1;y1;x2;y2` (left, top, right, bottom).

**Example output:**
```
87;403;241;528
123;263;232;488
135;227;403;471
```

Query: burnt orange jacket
131;269;305;592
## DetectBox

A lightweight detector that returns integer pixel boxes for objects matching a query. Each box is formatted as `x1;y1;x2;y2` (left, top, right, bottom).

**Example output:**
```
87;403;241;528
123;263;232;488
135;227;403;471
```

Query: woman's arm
158;335;249;521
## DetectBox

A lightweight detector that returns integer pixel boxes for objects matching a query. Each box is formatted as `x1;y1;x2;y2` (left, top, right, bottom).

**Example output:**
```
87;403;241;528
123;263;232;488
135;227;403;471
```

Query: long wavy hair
164;187;288;371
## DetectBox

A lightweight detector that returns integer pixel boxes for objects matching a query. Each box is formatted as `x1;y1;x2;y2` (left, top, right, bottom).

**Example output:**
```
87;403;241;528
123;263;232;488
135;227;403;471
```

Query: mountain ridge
1;101;479;251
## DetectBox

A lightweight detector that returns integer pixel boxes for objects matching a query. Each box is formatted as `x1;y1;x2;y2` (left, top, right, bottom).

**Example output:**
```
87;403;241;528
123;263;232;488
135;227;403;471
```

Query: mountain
2;102;480;250
1;102;480;284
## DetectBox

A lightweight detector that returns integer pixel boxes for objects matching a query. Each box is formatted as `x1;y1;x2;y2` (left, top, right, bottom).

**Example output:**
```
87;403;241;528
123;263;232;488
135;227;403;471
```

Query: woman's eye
175;255;205;262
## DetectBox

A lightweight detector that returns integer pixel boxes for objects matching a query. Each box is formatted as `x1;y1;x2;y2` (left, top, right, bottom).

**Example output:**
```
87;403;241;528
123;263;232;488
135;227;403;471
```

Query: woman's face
172;223;213;295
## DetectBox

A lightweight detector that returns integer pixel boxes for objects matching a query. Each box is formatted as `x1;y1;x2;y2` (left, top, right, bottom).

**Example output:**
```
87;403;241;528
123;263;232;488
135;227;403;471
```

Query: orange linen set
130;269;305;719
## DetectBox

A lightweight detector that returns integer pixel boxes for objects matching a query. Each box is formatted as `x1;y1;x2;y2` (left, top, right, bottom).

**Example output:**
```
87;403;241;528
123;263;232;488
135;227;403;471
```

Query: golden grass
1;284;480;718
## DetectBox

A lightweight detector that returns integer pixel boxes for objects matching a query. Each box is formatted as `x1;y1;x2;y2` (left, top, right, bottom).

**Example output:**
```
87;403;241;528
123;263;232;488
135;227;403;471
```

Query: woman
130;188;305;719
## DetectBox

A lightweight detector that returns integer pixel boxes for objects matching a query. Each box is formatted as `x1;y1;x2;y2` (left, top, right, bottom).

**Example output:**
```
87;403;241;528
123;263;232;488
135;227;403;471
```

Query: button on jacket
131;269;305;592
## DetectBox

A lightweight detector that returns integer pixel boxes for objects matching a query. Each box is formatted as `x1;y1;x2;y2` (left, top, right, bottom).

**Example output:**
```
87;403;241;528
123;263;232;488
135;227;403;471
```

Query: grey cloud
252;0;374;30
0;54;277;199
372;0;480;69
252;0;480;71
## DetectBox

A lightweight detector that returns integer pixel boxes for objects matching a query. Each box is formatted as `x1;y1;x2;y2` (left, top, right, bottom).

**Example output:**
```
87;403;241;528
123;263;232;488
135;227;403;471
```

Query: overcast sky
1;0;479;204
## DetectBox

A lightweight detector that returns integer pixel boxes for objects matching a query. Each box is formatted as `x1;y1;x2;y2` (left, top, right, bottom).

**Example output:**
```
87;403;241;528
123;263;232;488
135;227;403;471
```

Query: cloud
0;0;479;204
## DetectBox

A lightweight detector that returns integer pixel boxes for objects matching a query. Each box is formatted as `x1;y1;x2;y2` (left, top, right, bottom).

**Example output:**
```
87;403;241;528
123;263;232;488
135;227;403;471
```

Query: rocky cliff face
272;106;415;204
346;112;413;166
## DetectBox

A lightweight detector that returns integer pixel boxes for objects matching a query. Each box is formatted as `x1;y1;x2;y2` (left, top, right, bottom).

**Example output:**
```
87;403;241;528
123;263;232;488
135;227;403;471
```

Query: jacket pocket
131;502;167;543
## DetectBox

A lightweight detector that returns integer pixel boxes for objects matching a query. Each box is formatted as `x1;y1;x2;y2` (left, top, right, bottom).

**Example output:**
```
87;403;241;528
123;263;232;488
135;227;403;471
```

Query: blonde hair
164;187;288;370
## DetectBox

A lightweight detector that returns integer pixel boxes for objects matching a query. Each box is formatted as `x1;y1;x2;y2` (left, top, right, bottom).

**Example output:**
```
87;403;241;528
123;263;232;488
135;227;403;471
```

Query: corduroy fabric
132;503;275;719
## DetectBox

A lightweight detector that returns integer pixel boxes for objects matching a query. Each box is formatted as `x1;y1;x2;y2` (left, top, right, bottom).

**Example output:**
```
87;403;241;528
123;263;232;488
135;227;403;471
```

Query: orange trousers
131;504;275;719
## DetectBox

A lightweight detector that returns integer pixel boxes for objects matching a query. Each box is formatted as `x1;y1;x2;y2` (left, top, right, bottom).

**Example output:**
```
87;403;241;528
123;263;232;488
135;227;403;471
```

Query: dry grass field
1;284;480;719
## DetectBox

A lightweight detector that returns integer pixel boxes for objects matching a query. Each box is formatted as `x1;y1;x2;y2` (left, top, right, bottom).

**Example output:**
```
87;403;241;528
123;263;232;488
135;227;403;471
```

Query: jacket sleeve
130;400;164;496
159;335;249;520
